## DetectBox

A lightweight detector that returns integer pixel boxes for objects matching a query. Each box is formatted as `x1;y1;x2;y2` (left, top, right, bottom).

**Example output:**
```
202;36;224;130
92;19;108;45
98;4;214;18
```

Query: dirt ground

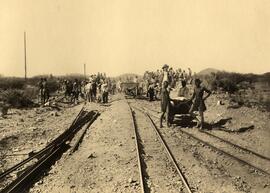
0;92;269;193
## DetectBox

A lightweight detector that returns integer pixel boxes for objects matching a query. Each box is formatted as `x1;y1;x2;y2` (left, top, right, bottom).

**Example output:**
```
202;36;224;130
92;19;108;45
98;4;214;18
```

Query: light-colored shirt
101;83;108;92
85;83;92;91
178;86;189;98
162;71;168;83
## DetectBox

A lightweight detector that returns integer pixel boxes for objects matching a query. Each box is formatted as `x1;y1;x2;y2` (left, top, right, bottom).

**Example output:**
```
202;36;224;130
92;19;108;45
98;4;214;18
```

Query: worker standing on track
160;81;171;128
189;78;211;130
160;64;171;85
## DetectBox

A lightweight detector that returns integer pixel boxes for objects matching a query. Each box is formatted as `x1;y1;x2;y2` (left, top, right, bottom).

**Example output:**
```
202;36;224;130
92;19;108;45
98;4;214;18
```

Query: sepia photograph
0;0;269;192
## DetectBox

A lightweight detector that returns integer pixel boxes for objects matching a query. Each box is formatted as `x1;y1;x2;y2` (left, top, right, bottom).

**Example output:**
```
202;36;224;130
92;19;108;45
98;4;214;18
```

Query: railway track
200;130;270;161
127;99;270;190
131;100;270;175
178;129;270;176
126;99;192;193
0;106;99;193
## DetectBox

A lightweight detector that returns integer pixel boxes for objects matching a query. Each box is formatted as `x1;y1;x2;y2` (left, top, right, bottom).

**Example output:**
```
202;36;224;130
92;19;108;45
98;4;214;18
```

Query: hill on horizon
197;68;220;75
114;73;141;79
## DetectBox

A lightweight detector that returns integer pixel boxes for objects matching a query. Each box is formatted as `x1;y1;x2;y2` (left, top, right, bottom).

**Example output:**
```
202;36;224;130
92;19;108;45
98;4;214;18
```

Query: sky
0;0;269;77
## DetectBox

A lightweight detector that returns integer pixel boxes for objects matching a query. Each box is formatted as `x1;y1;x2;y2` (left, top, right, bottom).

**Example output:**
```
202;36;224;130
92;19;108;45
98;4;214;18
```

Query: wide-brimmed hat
162;64;169;69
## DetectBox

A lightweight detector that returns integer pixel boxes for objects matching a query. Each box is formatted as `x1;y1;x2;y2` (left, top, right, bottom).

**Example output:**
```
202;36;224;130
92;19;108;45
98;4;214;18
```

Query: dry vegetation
0;71;269;111
0;74;85;109
198;71;270;111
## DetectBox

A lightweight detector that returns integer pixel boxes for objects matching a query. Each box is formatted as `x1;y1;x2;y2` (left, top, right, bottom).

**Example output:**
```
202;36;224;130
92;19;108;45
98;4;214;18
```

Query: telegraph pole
24;31;27;81
84;63;86;80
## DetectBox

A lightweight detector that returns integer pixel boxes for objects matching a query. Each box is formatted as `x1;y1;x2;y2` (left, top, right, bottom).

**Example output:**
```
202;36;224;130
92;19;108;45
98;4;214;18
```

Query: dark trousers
148;88;154;101
102;92;108;103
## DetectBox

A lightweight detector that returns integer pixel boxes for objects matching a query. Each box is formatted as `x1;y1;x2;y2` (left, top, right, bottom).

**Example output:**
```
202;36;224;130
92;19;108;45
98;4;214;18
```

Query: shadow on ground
173;116;254;133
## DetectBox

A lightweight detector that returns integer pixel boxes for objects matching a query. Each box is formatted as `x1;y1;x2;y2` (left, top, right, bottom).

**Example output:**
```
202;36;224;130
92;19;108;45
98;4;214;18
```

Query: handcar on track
168;97;193;124
121;82;139;97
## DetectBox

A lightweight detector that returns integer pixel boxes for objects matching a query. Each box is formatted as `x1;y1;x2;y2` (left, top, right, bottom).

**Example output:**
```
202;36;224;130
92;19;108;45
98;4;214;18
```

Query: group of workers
159;64;211;130
38;73;115;105
83;74;112;104
143;65;193;101
38;65;211;130
64;75;113;104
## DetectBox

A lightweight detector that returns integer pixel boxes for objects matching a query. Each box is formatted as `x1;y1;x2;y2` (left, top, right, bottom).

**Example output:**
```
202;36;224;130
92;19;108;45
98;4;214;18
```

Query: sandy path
2;93;269;193
30;98;140;193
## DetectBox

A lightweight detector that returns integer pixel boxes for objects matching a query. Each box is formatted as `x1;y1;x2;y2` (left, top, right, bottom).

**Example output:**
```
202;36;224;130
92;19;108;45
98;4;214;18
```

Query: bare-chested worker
178;80;189;99
189;78;211;130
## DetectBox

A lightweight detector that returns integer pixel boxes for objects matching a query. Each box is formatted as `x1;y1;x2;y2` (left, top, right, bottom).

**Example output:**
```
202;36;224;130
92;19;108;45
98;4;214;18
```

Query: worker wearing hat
160;64;172;86
159;64;172;128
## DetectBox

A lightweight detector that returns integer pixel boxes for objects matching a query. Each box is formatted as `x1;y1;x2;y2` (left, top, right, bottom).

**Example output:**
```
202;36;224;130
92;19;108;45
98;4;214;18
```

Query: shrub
198;71;258;93
0;89;34;108
0;78;25;90
46;79;60;93
23;85;39;99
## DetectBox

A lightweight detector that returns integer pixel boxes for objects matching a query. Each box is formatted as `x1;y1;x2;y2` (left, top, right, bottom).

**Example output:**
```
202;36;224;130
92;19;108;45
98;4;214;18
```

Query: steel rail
137;104;270;176
128;101;192;193
70;111;99;154
1;107;94;193
126;101;146;193
1;143;65;193
179;129;270;176
201;131;270;161
0;106;85;181
1;113;92;193
141;109;192;193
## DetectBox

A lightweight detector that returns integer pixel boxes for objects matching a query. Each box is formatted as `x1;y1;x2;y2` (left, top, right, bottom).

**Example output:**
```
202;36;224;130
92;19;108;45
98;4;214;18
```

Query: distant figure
42;78;49;104
179;72;184;81
160;81;171;128
85;81;92;102
183;70;187;80
188;68;192;78
96;85;102;103
38;78;44;104
72;79;80;104
177;80;189;99
133;76;139;95
111;82;116;95
148;84;155;101
154;83;160;100
64;80;73;101
133;76;138;83
90;81;97;102
101;82;109;103
117;80;122;93
160;64;171;86
189;79;211;130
